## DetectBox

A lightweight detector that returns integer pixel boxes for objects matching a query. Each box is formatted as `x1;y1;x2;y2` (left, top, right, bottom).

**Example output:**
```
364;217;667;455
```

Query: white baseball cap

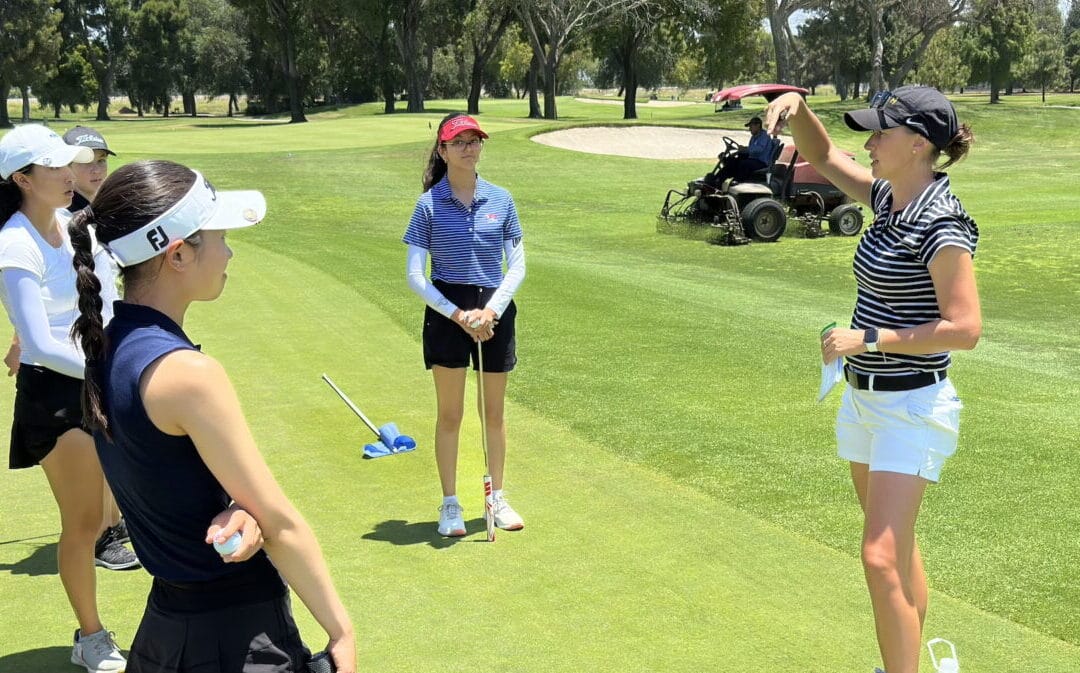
104;170;266;267
0;124;94;180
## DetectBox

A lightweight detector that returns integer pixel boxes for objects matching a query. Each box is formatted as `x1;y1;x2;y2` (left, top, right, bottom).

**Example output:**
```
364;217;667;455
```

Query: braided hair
69;160;198;434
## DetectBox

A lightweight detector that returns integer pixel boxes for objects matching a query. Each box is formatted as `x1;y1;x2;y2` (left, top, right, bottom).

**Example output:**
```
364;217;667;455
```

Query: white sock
442;495;459;506
493;489;504;500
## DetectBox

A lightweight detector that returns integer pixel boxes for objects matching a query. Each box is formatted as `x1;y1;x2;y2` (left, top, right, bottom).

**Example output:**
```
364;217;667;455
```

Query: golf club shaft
321;374;381;438
475;343;489;470
476;339;496;542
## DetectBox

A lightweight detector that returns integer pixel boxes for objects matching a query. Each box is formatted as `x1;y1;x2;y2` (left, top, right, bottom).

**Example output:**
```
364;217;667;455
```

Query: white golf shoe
437;501;466;537
489;495;524;531
71;628;126;672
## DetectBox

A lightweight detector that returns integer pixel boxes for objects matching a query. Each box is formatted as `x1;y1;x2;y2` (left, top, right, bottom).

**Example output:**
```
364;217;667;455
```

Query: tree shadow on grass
0;539;57;576
361;518;487;549
192;121;291;129
0;646;75;671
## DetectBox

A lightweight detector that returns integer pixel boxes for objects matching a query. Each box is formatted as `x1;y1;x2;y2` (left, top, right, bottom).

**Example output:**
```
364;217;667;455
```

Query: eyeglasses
442;139;484;150
869;90;893;108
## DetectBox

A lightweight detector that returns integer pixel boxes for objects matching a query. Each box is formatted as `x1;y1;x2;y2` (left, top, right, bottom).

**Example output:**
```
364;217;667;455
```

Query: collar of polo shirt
104;171;266;267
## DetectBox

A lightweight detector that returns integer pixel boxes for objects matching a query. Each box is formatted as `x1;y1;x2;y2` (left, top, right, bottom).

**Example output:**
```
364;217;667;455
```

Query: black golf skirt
9;364;85;469
127;568;312;673
423;280;517;373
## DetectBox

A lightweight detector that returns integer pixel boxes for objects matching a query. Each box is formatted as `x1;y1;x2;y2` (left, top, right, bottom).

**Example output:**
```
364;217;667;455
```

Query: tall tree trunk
527;53;542;119
228;93;237;117
543;53;558;119
53;103;62;118
766;0;793;84
382;76;395;114
621;31;638;120
284;31;306;122
467;10;512;116
183;91;196;116
467;60;484;115
0;80;9;128
20;87;31;123
867;0;885;94
396;1;425;113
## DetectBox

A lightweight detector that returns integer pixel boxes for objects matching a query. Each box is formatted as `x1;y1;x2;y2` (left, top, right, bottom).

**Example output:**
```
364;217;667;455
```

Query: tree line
2;0;1078;128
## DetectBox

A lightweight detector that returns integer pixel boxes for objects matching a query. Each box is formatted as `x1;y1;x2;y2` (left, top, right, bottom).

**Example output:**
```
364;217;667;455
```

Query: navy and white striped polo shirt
403;175;523;288
847;174;978;375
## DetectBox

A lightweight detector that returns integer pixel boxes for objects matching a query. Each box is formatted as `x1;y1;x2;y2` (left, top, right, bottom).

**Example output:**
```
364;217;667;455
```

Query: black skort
128;571;312;673
9;364;85;470
423;280;517;373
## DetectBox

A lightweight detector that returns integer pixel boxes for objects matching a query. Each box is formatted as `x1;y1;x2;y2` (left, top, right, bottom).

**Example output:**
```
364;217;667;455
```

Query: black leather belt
844;366;947;392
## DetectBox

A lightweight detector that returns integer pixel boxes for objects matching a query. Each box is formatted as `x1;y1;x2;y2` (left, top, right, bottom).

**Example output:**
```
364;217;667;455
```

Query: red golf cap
438;115;489;142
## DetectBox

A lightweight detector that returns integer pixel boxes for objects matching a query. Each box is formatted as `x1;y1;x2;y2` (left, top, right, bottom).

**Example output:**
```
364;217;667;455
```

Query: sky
789;0;1072;31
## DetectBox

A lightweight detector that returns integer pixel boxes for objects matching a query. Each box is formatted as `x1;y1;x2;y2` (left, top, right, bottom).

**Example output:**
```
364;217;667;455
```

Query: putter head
378;422;417;451
483;474;496;542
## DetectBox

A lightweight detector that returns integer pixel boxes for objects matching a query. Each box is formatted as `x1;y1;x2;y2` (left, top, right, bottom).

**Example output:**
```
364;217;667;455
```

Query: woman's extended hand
763;92;804;137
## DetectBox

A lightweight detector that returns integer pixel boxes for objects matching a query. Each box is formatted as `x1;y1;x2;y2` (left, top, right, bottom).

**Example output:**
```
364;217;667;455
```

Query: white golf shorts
836;377;963;482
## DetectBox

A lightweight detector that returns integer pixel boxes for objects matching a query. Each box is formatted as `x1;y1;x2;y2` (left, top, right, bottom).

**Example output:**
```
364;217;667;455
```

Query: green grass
1;94;1078;671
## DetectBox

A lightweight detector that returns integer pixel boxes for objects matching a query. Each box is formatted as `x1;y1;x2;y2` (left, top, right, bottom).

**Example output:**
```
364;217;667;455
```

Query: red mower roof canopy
711;83;810;104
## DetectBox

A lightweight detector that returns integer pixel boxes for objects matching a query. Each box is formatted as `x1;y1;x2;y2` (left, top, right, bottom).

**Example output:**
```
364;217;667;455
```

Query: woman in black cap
764;88;980;673
63;126;116;215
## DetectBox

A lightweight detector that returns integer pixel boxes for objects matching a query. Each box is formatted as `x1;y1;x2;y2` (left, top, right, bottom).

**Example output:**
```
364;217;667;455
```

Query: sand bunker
531;126;792;160
573;97;699;108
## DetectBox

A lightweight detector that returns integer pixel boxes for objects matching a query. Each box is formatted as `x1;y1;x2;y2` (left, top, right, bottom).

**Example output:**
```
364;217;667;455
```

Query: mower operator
712;116;778;184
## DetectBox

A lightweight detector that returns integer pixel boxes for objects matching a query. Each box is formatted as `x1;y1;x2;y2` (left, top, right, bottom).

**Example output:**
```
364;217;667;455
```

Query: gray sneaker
94;526;140;571
71;628;126;672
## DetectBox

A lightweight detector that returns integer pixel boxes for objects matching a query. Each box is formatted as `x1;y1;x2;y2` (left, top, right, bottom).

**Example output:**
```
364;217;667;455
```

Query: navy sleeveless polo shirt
94;302;277;584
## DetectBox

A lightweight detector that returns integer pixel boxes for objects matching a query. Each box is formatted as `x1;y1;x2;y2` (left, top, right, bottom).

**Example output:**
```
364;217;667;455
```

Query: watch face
864;328;878;344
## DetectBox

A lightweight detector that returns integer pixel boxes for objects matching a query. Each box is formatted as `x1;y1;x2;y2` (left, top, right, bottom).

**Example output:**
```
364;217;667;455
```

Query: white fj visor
104;171;266;267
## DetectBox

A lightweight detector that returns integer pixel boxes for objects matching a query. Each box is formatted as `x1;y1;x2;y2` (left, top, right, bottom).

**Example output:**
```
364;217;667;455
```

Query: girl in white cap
0;126;264;673
404;112;527;537
0;123;128;672
69;160;355;673
764;89;980;673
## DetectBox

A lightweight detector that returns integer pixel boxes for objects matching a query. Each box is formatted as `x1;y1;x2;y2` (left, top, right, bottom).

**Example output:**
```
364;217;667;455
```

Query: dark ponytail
421;111;468;192
69;208;109;434
69;160;197;434
0;168;31;226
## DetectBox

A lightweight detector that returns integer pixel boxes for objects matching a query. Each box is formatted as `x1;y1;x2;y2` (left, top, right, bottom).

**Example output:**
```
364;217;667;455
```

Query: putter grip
307;651;336;673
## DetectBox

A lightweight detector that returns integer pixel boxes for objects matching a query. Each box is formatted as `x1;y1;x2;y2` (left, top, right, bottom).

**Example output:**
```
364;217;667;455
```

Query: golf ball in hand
213;532;242;556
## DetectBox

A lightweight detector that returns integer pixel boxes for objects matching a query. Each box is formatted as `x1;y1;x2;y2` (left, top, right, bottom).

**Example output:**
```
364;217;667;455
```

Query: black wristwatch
863;328;879;353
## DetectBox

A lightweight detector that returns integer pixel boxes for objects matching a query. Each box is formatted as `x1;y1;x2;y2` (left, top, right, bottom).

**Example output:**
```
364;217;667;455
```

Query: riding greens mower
658;135;864;245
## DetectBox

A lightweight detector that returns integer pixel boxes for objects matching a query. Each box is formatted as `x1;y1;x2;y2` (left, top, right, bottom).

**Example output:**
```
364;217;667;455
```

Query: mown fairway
0;94;1077;672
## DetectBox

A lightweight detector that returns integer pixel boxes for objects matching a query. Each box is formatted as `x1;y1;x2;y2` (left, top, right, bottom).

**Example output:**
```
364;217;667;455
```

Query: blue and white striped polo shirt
403;175;523;288
847;174;978;375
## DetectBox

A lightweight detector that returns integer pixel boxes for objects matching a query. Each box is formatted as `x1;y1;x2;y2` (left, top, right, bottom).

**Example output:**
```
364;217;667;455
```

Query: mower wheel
828;203;863;236
741;198;787;242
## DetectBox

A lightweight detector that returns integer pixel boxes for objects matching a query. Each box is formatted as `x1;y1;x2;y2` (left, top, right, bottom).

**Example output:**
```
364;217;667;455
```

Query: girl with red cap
404;112;527;537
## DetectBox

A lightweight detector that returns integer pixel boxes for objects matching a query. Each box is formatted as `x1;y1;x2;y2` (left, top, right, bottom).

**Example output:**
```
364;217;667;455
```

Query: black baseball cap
844;86;958;151
744;116;762;127
62;126;116;156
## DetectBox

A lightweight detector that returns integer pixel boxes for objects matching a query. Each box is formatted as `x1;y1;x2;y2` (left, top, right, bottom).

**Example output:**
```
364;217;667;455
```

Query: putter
321;374;417;453
471;321;496;542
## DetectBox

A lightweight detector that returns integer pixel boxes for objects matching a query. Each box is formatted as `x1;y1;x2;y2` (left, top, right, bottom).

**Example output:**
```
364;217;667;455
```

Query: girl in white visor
69;160;355;673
